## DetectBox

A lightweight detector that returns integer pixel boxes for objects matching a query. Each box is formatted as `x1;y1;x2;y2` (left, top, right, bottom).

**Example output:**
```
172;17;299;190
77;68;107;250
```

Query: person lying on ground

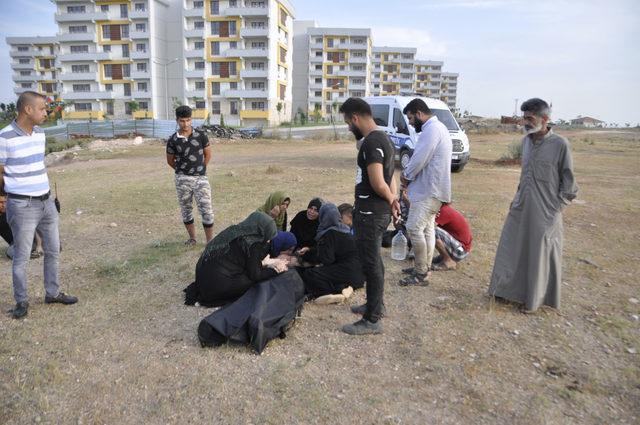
299;203;364;299
184;211;288;307
290;197;322;249
257;191;290;231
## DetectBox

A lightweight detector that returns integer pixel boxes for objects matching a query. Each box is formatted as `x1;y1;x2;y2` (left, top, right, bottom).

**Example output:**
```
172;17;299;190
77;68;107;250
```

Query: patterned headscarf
257;191;289;229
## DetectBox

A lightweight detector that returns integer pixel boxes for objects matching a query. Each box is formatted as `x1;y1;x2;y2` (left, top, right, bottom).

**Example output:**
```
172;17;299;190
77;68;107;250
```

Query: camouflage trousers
174;174;214;227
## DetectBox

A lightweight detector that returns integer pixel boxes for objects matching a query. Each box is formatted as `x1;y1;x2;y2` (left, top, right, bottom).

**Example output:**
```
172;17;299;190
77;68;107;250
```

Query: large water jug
391;230;408;260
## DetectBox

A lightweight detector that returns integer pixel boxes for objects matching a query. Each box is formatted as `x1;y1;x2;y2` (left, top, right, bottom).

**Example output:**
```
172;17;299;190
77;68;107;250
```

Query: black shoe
11;301;28;319
350;303;386;318
399;272;430;287
342;318;383;335
45;292;78;305
401;267;415;275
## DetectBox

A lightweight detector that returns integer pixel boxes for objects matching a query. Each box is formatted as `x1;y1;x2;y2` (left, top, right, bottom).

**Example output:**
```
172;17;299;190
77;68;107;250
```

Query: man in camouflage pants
166;106;214;245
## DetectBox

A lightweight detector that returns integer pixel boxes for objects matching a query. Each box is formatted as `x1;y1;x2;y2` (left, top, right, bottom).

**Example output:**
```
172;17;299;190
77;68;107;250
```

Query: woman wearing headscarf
299;203;364;298
289;197;323;250
184;211;288;307
257;191;290;231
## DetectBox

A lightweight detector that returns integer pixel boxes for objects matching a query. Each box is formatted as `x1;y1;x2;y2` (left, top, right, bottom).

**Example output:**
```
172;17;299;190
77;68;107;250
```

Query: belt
7;191;50;201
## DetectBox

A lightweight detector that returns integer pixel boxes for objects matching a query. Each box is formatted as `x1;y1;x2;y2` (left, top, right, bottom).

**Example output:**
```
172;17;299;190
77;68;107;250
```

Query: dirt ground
0;129;638;424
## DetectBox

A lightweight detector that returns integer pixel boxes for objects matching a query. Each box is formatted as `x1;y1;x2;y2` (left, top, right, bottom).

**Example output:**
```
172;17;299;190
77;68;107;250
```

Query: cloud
371;26;448;59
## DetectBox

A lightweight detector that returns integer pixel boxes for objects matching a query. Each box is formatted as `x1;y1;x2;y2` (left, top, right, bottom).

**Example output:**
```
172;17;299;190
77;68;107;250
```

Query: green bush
500;140;523;161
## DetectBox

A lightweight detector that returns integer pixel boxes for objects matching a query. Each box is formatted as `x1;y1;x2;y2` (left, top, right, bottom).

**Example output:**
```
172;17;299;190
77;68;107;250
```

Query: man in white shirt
399;98;452;286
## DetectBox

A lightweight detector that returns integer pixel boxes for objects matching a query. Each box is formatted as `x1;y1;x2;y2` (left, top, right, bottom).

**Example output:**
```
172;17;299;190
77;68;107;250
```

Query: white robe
488;129;578;311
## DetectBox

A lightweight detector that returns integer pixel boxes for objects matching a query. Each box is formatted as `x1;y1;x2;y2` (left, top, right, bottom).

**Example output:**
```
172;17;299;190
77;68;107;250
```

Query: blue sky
1;0;639;124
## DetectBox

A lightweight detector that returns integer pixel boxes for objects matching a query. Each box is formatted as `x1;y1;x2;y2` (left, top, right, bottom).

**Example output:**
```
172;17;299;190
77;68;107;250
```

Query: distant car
364;96;470;173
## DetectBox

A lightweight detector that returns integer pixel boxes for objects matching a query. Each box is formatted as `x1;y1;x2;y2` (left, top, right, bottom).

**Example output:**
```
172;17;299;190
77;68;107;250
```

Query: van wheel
400;149;413;169
451;164;465;173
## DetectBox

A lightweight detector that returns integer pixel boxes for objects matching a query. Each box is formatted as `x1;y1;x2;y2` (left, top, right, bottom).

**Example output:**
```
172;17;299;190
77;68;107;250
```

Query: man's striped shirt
0;121;50;196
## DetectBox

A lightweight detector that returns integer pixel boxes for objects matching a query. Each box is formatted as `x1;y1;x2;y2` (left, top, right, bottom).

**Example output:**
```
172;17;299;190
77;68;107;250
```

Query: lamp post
153;58;179;119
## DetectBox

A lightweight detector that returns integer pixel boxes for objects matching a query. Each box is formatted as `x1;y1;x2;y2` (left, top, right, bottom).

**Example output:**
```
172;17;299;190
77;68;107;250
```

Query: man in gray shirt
399;98;452;286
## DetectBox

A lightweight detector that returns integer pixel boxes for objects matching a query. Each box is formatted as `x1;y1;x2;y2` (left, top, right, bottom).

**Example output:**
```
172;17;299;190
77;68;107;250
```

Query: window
314;91;321;97
315;38;322;43
70;45;89;53
315;65;322;70
124;83;131;96
210;41;219;54
73;84;91;92
195;41;204;50
229;41;237;49
18;58;30;64
194;21;204;29
230;101;238;115
315;51;322;57
251;62;265;70
229;82;237;89
136;23;146;32
140;101;149;110
193;0;203;8
393;108;409;135
135;3;145;11
194;61;205;70
136;62;147;72
251;101;265;110
251;81;265;90
120;4;128;18
69;25;87;33
251;41;266;49
102;25;110;39
121;25;130;38
211;101;221;114
371;104;389;127
20;83;32;88
105;84;113;92
210;0;219;14
314;78;321;84
195;81;205;90
137;82;147;92
279;84;285;101
75;103;92;111
67;5;85;13
122;44;129;57
123;64;130;77
251;21;265;28
19;71;31;76
103;45;111;52
195;100;206;109
211;22;219;36
104;64;112;78
211;62;220;75
136;43;146;52
72;64;90;73
101;5;109;12
211;82;220;95
106;102;114;115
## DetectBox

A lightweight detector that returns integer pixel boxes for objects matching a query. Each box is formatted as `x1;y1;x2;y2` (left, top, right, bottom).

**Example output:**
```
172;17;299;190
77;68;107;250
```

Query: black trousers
354;209;390;323
0;213;13;245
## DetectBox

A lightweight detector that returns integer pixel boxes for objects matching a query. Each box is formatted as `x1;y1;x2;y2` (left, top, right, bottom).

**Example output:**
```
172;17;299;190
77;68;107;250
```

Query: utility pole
514;98;519;117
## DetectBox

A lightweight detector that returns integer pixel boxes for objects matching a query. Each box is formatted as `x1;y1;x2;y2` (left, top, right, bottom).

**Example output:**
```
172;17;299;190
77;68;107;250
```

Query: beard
524;123;542;135
412;118;424;132
350;125;364;142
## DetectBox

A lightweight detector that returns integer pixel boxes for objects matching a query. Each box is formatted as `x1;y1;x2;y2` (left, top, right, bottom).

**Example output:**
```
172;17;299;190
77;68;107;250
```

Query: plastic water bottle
391;230;408;260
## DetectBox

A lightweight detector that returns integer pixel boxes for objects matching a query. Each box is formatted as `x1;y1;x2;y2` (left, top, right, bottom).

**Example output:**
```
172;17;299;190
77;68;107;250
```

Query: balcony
240;110;269;119
131;70;150;79
10;49;36;57
349;56;367;64
59;72;96;81
240;69;268;78
62;91;116;100
185;49;204;59
131;90;151;99
185;89;206;98
59;52;107;62
192;109;208;119
223;48;268;58
335;69;365;77
184;28;204;38
223;89;268;98
55;12;108;23
57;32;96;42
240;28;269;37
62;111;106;120
12;62;33;69
131;50;150;59
13;74;35;82
183;8;204;18
184;69;205;78
129;10;148;20
309;55;323;63
131;30;149;40
223;7;268;17
309;42;323;49
348;83;367;91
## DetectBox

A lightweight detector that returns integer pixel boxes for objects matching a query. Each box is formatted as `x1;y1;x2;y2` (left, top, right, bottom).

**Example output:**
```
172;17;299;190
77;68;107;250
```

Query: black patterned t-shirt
166;129;210;176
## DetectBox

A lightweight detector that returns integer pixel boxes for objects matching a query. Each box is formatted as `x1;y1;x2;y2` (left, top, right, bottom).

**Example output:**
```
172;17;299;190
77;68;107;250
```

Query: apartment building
413;60;442;99
440;72;458;111
292;23;371;118
182;0;294;127
370;46;416;96
7;37;60;100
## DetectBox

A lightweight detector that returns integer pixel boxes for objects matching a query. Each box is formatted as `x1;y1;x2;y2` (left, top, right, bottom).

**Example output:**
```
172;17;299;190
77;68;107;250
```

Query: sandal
399;271;430;287
401;267;415;275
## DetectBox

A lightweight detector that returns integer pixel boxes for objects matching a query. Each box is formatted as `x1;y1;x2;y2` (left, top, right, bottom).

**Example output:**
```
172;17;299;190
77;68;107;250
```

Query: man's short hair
16;91;46;113
520;98;550;117
175;105;192;119
403;98;431;116
339;98;372;118
338;203;353;216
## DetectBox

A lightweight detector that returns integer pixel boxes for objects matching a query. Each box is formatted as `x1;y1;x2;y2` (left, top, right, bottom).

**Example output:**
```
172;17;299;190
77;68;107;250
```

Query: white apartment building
370;46;416;96
7;37;60;100
182;0;295;127
414;60;442;99
440;72;458;111
292;22;371;118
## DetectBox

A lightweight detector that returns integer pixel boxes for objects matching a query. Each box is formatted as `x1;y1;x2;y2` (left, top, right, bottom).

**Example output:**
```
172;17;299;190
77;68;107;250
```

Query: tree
127;101;140;116
312;103;322;123
220;113;225;127
276;102;283;124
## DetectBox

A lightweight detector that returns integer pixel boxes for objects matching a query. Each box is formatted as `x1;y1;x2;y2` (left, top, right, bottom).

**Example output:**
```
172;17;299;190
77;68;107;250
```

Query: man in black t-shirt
339;98;400;335
166;106;214;245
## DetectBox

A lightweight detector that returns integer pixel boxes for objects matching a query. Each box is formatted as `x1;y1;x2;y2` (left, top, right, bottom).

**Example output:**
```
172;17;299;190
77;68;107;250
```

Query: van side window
393;108;410;135
371;104;389;127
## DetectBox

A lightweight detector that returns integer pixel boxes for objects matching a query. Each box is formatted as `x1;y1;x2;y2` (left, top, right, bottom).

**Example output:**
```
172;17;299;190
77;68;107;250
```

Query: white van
363;96;470;172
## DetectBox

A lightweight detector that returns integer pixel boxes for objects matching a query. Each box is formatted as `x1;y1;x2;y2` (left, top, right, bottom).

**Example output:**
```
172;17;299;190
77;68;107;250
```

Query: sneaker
342;318;383;335
350;303;387;318
399;272;430;287
45;292;78;305
11;301;28;319
184;238;197;246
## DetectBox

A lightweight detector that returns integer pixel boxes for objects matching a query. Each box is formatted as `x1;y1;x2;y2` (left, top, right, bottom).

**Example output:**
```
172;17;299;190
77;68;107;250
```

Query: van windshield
431;109;460;131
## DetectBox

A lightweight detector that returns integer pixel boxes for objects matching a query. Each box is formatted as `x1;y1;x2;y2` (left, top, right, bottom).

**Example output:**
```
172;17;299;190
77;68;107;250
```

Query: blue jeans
6;197;60;303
